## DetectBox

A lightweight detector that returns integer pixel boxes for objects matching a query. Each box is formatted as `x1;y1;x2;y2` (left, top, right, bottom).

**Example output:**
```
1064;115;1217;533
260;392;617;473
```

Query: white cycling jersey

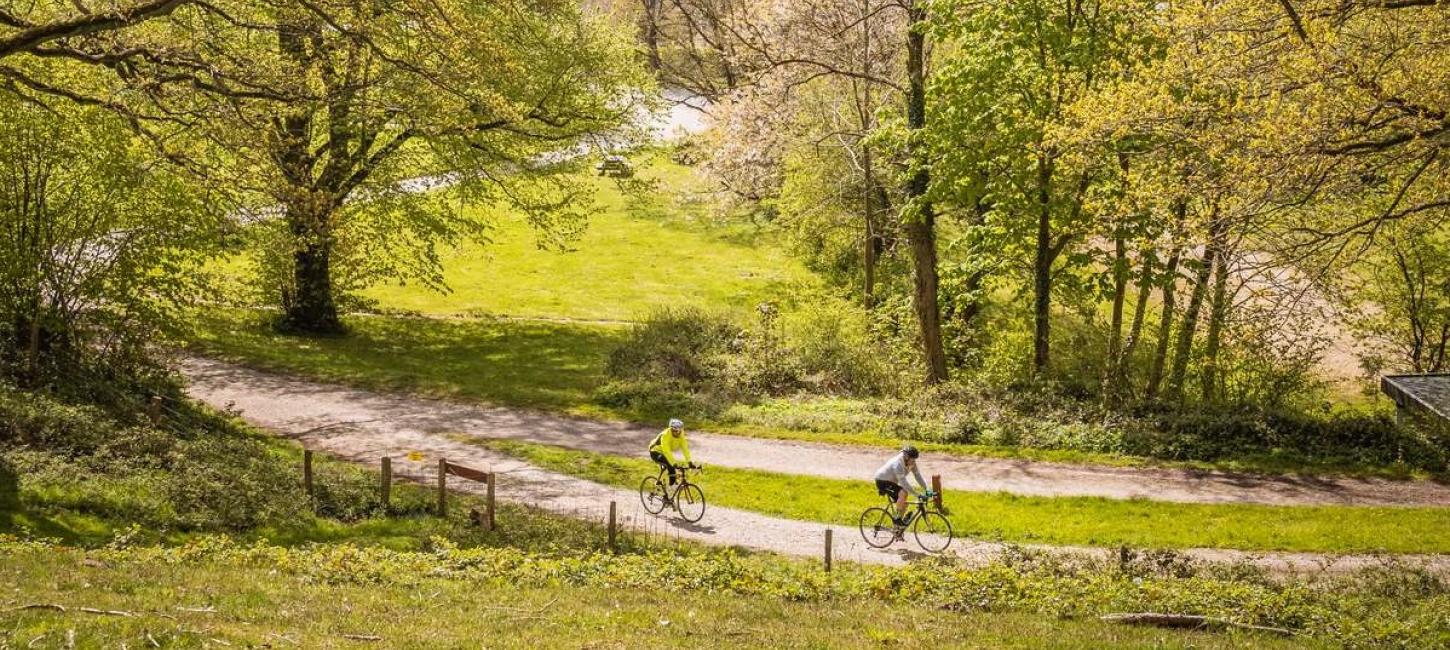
873;452;927;495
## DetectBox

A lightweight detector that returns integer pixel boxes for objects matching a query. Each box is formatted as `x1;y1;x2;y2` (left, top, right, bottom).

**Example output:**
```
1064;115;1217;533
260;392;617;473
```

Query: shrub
165;435;301;531
605;307;737;384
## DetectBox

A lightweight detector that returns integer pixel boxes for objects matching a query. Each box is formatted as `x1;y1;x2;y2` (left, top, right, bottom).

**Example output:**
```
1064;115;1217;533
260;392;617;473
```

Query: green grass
483;439;1450;555
0;545;1320;649
187;308;624;411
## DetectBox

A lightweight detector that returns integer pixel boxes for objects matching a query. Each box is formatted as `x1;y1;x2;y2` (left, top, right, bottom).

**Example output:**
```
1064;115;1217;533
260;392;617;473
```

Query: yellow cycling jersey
649;428;692;465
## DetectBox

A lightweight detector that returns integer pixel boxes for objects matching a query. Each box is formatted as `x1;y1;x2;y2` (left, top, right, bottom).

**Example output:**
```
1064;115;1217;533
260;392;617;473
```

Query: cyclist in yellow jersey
649;418;696;485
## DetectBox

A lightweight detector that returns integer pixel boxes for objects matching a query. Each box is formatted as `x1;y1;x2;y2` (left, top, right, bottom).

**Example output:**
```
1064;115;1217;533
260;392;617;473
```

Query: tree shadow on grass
0;457;105;544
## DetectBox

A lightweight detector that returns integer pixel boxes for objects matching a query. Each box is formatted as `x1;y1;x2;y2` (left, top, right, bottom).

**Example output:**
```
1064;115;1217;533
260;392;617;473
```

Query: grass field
0;544;1318;650
350;155;812;320
187;309;623;412
483;440;1450;555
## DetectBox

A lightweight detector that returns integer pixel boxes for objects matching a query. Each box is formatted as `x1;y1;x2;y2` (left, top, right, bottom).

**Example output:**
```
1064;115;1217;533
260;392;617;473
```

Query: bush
165;435;300;531
605;307;738;384
603;299;902;411
1133;408;1448;471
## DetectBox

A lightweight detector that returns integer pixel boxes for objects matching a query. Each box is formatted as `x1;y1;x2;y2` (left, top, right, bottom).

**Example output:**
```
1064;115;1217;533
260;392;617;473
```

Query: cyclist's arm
679;435;693;466
911;465;929;495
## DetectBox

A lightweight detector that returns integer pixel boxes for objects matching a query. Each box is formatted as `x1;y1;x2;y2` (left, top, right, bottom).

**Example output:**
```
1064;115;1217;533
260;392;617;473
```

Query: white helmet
669;418;684;430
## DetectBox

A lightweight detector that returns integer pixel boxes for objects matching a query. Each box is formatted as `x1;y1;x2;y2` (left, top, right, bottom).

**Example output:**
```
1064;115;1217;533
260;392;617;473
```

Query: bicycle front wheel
640;476;669;515
858;507;897;549
912;510;953;553
675;484;706;523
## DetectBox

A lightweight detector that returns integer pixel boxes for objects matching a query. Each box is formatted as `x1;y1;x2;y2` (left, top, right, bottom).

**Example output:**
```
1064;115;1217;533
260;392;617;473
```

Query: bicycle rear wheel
640;476;668;515
858;507;898;549
675;484;706;523
912;510;953;553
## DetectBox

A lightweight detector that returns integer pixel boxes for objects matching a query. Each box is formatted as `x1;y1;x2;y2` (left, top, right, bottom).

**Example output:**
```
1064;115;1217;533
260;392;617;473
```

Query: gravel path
181;357;1449;573
181;358;1450;508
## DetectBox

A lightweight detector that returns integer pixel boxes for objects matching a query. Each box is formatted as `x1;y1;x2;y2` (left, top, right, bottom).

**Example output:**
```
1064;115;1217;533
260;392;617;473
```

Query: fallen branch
340;634;382;641
1100;613;1295;636
6;604;66;613
78;607;135;617
5;603;135;617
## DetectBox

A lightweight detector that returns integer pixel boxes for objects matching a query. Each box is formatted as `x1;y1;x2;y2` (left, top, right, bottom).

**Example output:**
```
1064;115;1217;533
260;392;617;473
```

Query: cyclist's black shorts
875;479;902;502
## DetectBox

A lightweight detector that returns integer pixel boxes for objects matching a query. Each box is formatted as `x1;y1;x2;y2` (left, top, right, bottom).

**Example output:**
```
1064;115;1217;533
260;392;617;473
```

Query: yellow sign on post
407;451;424;462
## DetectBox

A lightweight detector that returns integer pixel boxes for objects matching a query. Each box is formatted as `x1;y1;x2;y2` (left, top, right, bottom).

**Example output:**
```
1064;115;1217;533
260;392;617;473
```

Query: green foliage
0;93;215;382
606;307;738;384
1;387;299;533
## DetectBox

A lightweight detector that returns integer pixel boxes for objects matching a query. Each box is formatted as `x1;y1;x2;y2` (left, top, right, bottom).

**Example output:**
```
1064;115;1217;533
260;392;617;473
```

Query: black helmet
902;445;920;459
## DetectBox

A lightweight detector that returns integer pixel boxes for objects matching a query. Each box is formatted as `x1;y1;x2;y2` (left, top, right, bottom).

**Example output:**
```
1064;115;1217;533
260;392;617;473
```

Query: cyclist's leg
894;486;910;521
875;480;904;523
650;450;677;485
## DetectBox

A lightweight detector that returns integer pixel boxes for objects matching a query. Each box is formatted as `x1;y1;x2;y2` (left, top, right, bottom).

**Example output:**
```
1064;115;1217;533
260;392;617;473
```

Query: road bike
858;491;952;552
640;464;706;523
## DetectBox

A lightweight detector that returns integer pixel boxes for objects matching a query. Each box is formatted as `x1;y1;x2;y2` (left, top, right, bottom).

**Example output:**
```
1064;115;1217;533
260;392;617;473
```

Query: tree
141;0;646;334
0;93;214;383
1344;220;1450;374
930;0;1159;376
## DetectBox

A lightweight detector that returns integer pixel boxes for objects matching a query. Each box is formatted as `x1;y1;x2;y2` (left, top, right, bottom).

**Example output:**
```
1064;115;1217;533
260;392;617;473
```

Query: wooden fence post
380;457;392;510
303;450;314;497
608;501;617;551
485;472;496;531
824;529;833;572
145;395;163;425
931;475;943;510
437;459;448;516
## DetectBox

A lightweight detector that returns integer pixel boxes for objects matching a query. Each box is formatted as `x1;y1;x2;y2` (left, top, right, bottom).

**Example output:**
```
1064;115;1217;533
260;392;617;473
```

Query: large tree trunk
1032;153;1054;375
1145;202;1187;401
905;0;947;384
1166;207;1222;400
957;195;990;329
274;19;343;335
640;0;663;72
1200;239;1232;402
281;201;344;335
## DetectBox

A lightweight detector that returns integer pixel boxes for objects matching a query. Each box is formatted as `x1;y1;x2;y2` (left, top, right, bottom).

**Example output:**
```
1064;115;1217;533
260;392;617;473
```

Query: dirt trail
180;357;1450;573
182;358;1450;508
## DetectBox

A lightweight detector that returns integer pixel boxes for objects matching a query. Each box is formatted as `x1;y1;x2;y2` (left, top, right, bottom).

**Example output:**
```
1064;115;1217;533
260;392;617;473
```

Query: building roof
1381;374;1450;421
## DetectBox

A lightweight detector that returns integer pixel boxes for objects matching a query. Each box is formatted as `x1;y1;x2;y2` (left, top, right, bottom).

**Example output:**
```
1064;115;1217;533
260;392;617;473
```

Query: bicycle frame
657;466;698;493
883;494;933;520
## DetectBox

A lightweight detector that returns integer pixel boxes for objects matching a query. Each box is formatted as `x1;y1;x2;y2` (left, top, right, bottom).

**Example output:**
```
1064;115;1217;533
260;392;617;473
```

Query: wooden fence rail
438;459;496;530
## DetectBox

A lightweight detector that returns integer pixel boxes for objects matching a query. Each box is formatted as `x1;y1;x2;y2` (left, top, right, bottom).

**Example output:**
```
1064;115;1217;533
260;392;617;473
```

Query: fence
296;450;945;570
